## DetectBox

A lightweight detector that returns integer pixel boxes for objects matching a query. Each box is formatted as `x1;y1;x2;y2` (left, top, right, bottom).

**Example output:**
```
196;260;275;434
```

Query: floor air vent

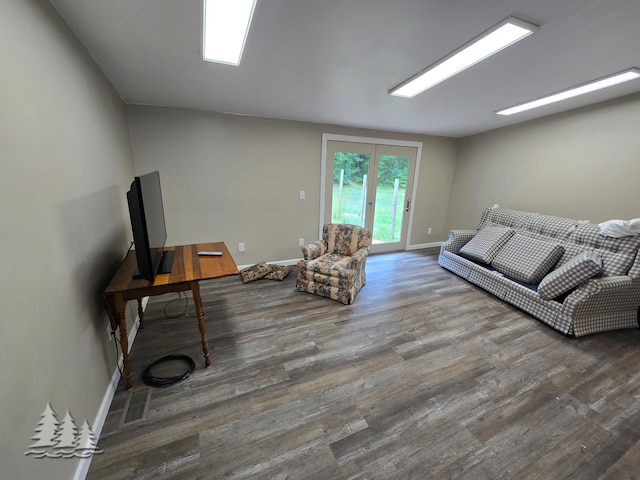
119;388;151;427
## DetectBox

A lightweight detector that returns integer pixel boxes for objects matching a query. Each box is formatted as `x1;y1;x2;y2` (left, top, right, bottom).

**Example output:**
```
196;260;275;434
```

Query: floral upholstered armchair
296;223;372;304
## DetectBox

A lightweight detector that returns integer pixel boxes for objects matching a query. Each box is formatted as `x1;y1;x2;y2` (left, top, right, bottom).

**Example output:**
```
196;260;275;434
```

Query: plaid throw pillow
459;226;515;264
538;251;602;299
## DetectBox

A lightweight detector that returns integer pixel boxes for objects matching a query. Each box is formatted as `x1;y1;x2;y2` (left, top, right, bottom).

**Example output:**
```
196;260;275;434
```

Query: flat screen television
126;171;174;281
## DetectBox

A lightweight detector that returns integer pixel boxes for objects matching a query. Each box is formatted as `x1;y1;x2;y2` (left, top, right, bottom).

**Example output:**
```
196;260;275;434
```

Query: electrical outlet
106;323;113;342
299;190;305;200
299;238;305;246
238;242;245;252
427;227;432;235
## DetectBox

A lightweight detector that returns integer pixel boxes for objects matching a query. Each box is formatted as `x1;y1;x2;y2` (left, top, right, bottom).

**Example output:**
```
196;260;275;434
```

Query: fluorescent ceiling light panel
390;17;538;98
496;68;640;115
203;0;256;66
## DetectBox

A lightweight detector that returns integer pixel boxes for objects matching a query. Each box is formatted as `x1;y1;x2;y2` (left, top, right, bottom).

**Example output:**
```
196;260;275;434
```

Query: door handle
405;200;410;212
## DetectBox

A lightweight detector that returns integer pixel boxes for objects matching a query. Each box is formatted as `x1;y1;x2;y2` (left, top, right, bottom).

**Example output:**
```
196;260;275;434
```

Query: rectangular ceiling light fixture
496;68;640;115
203;0;257;66
389;17;538;98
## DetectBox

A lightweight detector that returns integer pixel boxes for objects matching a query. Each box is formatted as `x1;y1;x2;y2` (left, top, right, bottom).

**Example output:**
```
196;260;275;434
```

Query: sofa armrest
562;276;640;333
302;241;327;260
440;229;477;254
571;276;635;296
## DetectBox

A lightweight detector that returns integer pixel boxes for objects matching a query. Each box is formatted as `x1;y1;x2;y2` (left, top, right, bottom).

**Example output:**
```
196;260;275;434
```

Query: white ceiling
49;0;640;138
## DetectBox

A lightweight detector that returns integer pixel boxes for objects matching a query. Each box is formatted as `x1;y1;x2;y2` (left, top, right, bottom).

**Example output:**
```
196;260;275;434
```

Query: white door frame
320;133;423;250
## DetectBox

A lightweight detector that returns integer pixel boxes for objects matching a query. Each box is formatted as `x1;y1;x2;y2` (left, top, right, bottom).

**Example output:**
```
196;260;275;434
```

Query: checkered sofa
438;208;640;336
296;223;371;304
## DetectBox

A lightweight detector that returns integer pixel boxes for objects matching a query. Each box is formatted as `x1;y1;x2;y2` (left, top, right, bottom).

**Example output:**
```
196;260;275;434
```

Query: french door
323;138;419;254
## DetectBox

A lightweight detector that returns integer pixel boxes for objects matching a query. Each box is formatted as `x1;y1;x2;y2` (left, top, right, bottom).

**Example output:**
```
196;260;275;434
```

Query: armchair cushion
305;254;354;278
240;263;292;282
264;264;292;281
240;262;271;283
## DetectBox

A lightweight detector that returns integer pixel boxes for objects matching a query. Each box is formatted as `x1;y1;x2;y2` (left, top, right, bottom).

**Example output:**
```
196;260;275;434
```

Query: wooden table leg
191;281;211;367
114;294;133;389
137;298;145;330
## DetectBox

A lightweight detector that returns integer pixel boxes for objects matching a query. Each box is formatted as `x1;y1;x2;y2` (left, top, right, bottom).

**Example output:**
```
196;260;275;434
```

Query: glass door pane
372;154;410;243
331;151;371;227
367;143;417;253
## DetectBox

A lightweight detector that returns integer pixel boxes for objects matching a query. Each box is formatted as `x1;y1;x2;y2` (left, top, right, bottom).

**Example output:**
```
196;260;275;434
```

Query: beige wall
0;1;135;478
127;106;457;265
448;93;640;230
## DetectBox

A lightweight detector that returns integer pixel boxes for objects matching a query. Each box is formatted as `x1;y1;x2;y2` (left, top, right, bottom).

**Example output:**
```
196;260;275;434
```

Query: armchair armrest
350;246;369;269
440;229;478;254
302;240;327;261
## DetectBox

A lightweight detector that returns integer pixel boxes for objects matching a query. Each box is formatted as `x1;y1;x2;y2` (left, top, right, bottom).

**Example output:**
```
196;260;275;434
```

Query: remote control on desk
198;251;223;256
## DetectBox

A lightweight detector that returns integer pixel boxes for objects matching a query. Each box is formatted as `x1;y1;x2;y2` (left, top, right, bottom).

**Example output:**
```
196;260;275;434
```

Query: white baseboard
407;241;443;250
73;297;147;480
237;258;301;270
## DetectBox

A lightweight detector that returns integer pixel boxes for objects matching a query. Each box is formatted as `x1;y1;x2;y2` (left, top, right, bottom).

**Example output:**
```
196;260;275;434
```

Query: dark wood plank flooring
88;250;640;479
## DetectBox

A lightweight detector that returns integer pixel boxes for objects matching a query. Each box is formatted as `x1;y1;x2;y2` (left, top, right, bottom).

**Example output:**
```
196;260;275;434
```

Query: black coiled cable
142;354;195;387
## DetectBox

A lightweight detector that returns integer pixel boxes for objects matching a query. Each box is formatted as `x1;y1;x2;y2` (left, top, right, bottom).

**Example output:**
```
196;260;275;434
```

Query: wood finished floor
88;250;640;480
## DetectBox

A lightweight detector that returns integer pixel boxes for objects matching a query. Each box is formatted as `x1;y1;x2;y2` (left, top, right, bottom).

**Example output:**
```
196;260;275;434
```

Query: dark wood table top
105;242;239;297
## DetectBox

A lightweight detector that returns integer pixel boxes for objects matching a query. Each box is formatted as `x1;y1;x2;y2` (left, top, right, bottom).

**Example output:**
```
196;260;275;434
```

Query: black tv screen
127;171;174;281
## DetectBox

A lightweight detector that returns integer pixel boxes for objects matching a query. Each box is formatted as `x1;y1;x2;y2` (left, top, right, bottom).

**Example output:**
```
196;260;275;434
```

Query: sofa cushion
459;226;515;264
537;251;603;300
491;234;564;284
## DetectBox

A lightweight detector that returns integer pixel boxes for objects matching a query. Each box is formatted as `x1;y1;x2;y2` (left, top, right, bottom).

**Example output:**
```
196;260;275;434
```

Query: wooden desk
103;242;239;389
